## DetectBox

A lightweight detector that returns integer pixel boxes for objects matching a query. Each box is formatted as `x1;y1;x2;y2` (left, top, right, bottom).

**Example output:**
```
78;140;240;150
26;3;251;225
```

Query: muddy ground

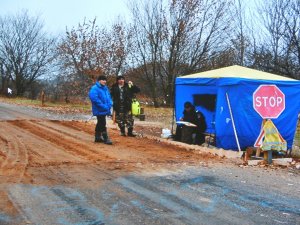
0;101;299;224
0;118;219;216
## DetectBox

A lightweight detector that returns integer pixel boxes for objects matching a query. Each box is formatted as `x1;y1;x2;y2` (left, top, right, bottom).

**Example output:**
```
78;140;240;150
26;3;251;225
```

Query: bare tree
164;0;232;105
260;0;286;73
229;0;251;66
57;18;101;97
0;61;10;95
251;0;300;79
0;11;55;96
128;0;166;107
57;18;130;98
128;0;233;106
103;22;130;77
281;0;300;79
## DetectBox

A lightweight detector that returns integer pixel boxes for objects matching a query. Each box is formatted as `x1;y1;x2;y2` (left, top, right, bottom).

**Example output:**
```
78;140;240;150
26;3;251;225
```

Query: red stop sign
253;85;285;118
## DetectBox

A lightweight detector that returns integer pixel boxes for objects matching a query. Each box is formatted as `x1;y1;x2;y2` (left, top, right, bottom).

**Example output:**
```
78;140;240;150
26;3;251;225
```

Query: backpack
131;98;141;116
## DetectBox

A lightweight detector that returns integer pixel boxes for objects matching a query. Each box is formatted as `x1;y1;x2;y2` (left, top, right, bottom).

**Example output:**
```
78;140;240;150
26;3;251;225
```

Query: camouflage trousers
116;111;134;129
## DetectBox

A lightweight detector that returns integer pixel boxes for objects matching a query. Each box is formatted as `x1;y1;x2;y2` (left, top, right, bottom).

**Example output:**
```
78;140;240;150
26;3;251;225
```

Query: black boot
102;132;113;145
95;131;103;143
120;127;126;136
127;128;136;137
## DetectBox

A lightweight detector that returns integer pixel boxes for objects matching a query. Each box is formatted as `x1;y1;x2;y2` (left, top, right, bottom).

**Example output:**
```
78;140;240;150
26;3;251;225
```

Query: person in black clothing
110;75;140;136
175;101;207;145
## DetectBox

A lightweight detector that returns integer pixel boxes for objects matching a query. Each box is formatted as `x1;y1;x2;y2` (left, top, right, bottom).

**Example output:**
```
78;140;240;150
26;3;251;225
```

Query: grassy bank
0;96;91;113
0;96;174;125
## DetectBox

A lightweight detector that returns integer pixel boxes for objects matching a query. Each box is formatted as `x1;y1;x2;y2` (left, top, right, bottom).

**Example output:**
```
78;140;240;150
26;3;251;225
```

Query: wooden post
255;147;261;157
264;150;272;164
140;107;144;114
139;114;145;121
139;107;145;121
41;90;45;106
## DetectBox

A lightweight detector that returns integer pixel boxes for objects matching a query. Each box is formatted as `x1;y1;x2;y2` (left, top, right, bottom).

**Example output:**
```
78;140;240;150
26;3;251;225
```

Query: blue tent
175;65;300;150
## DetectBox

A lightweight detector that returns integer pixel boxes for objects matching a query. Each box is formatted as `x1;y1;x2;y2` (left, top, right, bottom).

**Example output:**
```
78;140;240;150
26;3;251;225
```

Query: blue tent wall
175;77;300;151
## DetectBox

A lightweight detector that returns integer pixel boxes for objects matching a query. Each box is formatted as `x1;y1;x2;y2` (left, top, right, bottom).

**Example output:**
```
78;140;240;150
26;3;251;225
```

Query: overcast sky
0;0;129;34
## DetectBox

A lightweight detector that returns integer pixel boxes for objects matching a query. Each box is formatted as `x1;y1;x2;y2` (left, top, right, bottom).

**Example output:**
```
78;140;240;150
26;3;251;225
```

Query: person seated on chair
175;101;207;145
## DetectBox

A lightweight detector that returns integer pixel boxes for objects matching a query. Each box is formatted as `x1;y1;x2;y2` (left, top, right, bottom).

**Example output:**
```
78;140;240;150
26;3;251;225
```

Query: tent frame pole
171;80;176;136
226;92;241;152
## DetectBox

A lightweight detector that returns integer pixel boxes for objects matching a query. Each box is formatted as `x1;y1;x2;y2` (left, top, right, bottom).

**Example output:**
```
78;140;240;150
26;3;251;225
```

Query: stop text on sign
254;96;283;107
253;85;285;119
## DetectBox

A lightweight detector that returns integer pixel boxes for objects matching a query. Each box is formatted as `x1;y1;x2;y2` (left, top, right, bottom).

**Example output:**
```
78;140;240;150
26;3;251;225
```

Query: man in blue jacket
89;75;113;145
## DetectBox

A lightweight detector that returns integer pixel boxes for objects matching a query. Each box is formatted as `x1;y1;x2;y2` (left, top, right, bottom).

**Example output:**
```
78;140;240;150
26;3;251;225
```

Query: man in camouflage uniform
111;75;140;136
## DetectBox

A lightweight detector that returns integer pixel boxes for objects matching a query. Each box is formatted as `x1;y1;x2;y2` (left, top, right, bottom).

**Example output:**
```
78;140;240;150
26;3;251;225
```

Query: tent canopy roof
181;65;296;81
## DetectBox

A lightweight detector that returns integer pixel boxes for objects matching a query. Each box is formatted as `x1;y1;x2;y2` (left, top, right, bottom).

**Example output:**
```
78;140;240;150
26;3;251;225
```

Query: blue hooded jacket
89;82;113;116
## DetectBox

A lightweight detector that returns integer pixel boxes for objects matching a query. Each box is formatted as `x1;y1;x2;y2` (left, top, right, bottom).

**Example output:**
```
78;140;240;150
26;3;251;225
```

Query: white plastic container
161;128;171;138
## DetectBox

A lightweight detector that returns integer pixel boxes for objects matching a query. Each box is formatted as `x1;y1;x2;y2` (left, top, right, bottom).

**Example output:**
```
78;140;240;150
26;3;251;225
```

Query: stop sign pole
253;85;285;119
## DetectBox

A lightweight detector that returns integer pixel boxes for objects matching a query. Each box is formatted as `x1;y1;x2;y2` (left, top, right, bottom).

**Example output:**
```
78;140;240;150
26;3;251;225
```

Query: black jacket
183;107;207;133
111;83;140;112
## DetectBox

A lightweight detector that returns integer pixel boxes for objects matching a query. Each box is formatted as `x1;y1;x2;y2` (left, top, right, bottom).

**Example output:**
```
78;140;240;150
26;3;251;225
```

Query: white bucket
161;128;171;138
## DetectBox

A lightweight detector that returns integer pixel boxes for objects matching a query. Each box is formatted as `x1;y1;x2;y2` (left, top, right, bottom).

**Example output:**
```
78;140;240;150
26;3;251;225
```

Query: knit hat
116;75;125;81
97;75;107;81
184;101;193;108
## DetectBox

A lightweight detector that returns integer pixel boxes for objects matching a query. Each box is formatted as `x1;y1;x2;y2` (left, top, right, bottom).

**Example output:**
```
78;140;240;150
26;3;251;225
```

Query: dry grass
0;96;91;113
142;105;174;128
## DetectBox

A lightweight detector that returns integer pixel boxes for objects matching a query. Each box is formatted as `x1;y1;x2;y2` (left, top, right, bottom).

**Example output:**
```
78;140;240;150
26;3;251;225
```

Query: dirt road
0;102;299;225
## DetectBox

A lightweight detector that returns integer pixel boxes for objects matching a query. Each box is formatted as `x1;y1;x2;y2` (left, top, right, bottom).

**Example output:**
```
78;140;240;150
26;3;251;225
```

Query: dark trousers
95;115;106;132
175;125;205;145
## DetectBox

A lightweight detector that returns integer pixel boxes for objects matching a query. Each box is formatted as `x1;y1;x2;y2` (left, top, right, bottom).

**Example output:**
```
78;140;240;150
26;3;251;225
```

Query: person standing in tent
89;75;113;145
110;75;140;136
175;101;207;145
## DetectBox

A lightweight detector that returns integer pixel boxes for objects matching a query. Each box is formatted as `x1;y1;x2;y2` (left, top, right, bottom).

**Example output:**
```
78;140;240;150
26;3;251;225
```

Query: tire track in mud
7;169;300;225
51;120;93;133
0;122;30;223
0;119;129;224
0;122;28;183
0;118;210;224
8;120;117;163
1;120;89;169
2;119;198;185
3;118;125;184
85;171;300;225
6;119;144;182
9;184;106;225
0;118;231;224
8;174;187;225
19;120;152;172
16;120;195;168
51;120;217;168
113;176;217;225
113;175;242;224
34;120;92;140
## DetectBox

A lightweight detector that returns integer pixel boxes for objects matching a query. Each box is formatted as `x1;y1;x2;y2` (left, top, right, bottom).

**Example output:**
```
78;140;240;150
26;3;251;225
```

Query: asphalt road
0;102;299;225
